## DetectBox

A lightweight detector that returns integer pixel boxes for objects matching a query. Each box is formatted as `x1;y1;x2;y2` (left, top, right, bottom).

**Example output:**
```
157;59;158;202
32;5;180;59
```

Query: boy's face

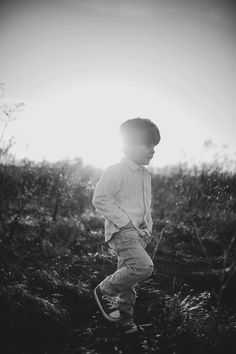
124;142;157;166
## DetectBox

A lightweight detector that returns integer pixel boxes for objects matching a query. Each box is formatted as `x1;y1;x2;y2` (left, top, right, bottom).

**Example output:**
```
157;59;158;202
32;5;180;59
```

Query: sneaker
94;285;120;322
118;321;138;335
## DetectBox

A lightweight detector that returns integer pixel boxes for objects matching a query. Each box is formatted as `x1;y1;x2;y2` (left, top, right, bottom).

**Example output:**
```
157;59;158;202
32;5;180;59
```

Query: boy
92;118;160;334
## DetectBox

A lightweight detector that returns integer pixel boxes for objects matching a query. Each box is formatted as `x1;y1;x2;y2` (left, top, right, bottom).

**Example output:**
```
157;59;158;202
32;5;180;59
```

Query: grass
0;160;236;353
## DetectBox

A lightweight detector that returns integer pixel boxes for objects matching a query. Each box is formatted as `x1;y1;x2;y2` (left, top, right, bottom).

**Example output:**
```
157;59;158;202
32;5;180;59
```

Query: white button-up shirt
92;156;153;242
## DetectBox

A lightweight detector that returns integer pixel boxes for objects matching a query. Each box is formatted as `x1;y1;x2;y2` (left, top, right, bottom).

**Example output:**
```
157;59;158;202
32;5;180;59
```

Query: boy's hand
141;231;152;245
138;225;152;244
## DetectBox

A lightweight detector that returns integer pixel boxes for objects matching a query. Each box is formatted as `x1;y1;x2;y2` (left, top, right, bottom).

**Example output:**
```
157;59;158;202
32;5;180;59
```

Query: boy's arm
92;166;131;229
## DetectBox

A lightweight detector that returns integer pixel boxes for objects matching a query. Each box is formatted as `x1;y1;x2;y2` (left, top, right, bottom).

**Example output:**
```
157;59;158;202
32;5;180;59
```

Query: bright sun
7;77;208;168
8;78;163;167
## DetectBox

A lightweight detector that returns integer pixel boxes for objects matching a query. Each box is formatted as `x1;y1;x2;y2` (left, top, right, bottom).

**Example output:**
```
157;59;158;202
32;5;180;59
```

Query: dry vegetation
0;158;236;354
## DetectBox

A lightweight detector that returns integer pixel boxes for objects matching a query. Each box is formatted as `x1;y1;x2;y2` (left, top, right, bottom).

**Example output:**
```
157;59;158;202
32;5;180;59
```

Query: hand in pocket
139;229;152;245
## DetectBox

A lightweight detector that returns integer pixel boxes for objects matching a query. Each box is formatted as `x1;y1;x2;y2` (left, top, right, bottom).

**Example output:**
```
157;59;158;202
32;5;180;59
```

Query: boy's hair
119;118;161;146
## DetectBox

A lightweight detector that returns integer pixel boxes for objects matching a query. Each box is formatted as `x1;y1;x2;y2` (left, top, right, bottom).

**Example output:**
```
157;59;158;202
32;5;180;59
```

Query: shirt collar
121;156;145;171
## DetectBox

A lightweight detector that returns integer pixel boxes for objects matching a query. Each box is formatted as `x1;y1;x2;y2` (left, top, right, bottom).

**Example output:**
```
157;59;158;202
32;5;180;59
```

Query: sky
1;0;236;169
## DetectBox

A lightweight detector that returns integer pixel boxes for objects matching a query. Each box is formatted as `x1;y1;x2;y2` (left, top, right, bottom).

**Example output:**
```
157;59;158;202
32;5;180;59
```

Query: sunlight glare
7;77;213;168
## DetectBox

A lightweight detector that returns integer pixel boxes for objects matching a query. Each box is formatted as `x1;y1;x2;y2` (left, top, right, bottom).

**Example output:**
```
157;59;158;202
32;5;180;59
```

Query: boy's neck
124;155;143;166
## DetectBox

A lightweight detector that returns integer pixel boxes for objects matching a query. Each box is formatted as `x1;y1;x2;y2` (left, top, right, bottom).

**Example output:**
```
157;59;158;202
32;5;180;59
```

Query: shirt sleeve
92;165;131;228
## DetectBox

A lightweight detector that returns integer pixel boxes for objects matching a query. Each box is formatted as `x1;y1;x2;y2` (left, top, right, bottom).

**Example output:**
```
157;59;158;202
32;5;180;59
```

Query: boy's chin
142;158;151;165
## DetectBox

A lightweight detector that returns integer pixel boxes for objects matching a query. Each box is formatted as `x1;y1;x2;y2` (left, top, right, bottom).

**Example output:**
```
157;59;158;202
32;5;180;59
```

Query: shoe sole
94;287;120;323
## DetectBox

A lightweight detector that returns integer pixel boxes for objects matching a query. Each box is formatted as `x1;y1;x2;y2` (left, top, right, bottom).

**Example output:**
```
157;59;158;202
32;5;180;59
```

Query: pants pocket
107;238;115;249
107;231;121;252
107;239;117;256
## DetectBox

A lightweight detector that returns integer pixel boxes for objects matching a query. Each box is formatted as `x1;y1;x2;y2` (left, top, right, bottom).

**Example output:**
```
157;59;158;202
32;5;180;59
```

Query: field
0;158;236;354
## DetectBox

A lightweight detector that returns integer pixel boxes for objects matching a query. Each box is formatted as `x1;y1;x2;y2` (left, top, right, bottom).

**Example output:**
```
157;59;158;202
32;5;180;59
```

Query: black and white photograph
1;1;236;353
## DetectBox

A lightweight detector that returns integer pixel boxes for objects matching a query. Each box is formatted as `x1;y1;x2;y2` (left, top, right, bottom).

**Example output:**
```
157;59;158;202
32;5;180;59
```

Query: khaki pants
99;226;154;324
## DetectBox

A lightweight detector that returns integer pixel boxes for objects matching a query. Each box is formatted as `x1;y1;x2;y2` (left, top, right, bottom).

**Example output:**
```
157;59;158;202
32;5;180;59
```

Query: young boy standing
92;118;161;334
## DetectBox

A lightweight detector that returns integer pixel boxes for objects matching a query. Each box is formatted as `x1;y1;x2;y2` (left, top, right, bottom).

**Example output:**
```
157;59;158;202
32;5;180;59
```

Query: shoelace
101;295;118;310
